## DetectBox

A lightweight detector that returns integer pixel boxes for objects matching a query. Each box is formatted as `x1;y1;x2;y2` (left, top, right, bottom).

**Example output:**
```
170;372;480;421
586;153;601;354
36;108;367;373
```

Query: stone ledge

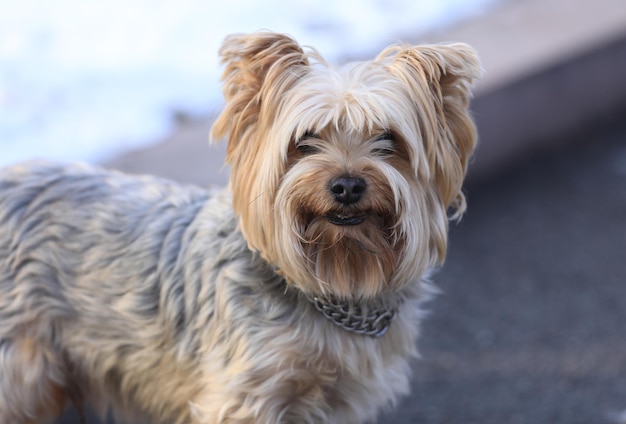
418;0;626;180
108;0;626;185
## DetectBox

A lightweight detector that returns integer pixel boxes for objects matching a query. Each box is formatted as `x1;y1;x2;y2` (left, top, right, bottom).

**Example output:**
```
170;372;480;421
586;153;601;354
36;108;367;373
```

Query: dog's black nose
330;175;366;204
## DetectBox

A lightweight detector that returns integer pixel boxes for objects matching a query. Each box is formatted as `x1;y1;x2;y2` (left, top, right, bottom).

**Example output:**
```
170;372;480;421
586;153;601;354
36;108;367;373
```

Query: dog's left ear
210;32;310;161
385;43;482;218
210;32;312;259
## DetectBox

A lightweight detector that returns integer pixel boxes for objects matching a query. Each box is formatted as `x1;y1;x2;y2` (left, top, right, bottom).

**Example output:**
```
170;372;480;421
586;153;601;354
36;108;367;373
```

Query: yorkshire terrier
0;31;480;423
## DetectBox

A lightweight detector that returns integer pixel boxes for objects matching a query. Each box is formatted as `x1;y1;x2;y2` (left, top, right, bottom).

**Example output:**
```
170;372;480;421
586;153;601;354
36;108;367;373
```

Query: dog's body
0;162;423;423
0;32;480;423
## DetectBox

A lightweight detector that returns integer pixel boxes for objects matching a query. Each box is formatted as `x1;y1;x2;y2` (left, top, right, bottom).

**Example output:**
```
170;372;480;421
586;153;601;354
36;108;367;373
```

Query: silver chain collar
308;295;400;338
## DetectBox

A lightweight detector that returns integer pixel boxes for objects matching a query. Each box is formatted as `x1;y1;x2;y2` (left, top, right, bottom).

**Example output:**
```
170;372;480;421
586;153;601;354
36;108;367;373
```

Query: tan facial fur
211;31;481;301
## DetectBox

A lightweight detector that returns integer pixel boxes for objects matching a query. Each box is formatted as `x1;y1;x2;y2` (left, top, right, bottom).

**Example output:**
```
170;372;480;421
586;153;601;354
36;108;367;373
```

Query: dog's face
212;32;481;301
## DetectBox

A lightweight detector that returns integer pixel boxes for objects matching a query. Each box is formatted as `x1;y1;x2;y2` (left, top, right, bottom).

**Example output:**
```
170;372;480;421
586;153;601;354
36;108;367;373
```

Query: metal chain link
310;295;398;337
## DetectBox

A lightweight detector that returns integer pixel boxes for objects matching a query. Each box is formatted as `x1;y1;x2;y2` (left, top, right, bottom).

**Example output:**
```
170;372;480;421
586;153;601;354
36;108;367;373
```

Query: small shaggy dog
0;31;480;423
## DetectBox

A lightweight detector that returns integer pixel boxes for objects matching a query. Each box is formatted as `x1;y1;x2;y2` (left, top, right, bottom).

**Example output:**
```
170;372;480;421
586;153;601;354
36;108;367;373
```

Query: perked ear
384;43;482;218
210;31;310;161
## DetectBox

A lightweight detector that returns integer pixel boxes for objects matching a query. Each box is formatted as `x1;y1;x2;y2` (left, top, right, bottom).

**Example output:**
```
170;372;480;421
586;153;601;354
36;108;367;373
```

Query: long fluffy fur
0;162;425;423
0;31;480;423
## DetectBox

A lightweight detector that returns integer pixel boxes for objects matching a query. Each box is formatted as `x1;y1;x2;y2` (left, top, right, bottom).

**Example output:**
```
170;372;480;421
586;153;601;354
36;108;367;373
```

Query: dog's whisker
248;191;264;206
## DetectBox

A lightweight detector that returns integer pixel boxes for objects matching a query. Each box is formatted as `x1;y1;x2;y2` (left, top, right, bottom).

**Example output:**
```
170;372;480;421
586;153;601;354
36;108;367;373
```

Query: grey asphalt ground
55;114;626;424
381;115;626;424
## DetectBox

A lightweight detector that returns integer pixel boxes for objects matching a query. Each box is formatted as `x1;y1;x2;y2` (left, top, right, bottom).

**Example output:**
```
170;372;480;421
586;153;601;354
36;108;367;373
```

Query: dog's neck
269;265;402;337
306;293;402;338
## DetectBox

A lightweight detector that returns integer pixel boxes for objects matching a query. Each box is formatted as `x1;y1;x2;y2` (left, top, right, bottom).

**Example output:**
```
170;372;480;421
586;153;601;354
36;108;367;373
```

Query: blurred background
0;0;498;169
1;0;625;423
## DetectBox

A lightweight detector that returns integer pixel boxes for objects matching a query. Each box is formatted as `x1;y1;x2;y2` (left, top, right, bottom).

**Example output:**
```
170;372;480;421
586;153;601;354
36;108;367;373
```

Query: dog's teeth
326;213;364;226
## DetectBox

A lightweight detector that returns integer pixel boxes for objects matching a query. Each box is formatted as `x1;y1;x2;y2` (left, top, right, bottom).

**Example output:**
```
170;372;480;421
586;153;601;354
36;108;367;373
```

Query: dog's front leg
189;370;336;424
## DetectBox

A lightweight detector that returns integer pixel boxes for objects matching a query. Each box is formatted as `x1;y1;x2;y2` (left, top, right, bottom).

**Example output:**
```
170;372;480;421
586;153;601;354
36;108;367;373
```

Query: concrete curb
470;33;626;180
414;0;626;180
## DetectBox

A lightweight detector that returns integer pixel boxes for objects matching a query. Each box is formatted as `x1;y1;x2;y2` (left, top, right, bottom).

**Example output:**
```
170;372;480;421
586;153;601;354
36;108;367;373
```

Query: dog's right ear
210;31;310;159
383;43;481;221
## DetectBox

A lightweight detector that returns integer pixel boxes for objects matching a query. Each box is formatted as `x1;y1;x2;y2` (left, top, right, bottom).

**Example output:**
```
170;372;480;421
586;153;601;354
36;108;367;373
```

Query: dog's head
211;31;481;301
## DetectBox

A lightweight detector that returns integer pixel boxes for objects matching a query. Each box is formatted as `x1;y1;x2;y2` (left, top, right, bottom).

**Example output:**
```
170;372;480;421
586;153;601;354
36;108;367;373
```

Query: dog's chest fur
0;162;424;423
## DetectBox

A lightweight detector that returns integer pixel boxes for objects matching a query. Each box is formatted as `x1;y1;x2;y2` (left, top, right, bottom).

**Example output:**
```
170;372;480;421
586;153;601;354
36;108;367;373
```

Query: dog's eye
296;144;320;155
372;132;395;155
296;132;321;155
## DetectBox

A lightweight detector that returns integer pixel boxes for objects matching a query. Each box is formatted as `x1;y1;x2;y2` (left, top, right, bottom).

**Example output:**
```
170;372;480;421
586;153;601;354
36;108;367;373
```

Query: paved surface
56;114;626;424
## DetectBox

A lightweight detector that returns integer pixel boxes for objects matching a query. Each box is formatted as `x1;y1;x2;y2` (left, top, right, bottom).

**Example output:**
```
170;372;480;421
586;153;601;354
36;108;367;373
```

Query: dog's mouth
326;213;365;226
